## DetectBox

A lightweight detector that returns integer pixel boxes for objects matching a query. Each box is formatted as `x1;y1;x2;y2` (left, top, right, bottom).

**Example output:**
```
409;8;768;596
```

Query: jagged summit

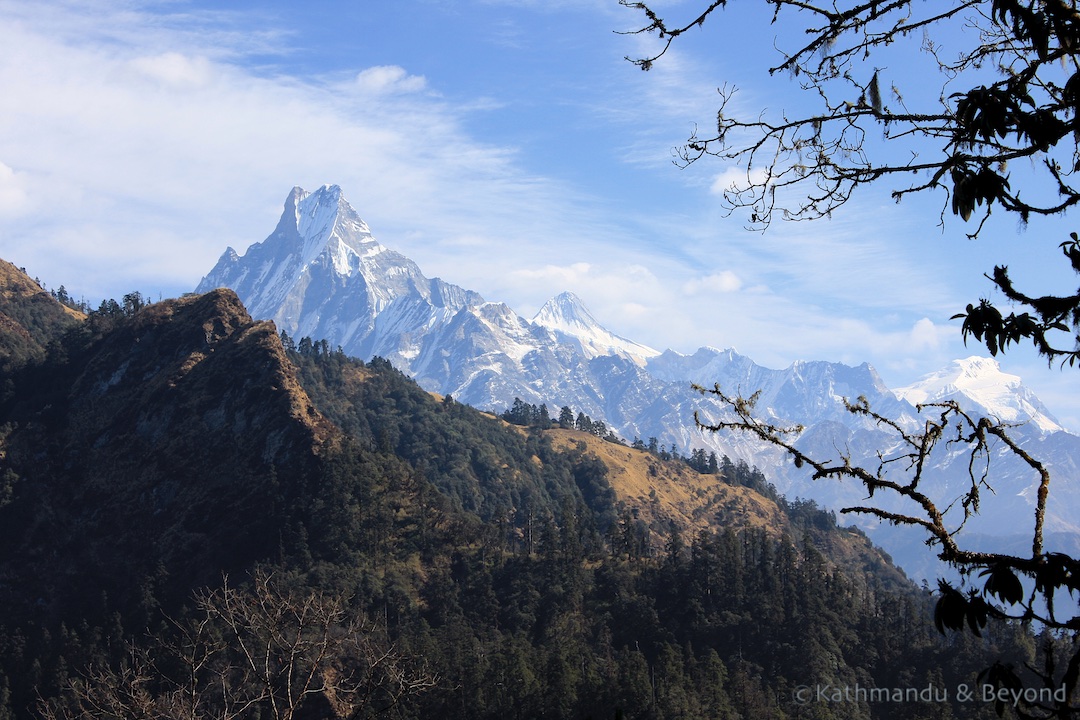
283;184;383;270
896;356;1065;433
533;291;659;366
198;185;386;315
197;186;484;358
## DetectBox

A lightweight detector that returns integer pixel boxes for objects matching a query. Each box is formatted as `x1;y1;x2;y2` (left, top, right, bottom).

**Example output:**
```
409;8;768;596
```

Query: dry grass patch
545;429;786;540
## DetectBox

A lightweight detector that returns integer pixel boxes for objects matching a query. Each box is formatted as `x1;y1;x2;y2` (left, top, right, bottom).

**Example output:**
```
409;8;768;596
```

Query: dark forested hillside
0;270;1056;719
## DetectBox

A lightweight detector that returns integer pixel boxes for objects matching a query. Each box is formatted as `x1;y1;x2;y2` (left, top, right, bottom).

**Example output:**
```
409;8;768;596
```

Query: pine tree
575;412;592;433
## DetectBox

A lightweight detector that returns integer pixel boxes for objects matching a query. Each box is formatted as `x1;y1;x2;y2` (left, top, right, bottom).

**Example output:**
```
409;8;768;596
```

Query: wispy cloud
0;1;562;299
0;163;29;217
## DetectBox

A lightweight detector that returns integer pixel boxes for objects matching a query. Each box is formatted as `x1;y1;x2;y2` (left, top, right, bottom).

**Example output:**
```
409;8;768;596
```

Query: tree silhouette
621;0;1080;365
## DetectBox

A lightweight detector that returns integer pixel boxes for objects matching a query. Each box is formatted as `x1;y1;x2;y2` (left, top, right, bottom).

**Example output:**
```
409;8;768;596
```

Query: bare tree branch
39;570;437;720
692;382;1080;715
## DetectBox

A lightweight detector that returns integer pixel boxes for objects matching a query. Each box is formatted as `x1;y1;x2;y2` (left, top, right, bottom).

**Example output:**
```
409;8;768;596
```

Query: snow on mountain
532;291;659;366
197;185;1080;575
197;186;648;411
197;185;486;368
896;356;1065;433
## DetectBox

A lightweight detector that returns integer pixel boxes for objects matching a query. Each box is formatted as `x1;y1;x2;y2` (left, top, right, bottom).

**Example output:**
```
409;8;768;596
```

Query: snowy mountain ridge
896;356;1065;434
197;185;1080;572
198;185;488;366
532;291;660;366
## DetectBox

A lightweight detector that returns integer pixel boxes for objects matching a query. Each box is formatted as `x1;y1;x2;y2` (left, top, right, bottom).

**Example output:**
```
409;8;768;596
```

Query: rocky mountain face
645;350;1080;576
896;356;1065;433
533;291;659;366
198;185;1080;577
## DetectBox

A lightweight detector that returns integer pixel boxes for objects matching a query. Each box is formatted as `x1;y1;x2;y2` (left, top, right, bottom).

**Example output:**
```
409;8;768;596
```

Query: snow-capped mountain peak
895;356;1065;433
532;291;659;366
289;184;383;271
197;185;484;353
533;291;599;330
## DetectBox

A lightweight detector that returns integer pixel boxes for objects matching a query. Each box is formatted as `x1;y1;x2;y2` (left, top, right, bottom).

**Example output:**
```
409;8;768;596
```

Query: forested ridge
0;272;1057;719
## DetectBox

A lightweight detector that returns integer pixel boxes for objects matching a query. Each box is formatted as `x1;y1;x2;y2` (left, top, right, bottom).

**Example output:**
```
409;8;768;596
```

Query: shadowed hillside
0;289;335;629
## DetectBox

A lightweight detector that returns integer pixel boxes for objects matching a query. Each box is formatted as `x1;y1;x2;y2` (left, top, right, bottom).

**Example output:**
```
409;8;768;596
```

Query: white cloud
683;270;742;294
512;262;593;285
709;167;768;197
130;52;215;89
354;66;427;94
0;162;28;216
908;317;945;351
508;262;663;309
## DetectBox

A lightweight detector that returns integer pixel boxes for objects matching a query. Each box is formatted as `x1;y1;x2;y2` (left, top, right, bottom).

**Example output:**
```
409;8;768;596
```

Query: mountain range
2;254;1033;719
199;184;1080;578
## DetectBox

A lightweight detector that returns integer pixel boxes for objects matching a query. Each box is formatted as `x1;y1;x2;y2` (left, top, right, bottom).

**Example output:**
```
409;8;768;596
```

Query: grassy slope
546;428;785;533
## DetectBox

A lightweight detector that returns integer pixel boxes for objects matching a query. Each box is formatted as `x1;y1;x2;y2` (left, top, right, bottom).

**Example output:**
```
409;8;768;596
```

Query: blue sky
3;0;1080;427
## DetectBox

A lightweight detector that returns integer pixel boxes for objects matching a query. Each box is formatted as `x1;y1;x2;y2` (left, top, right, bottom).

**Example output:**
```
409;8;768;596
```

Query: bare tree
694;385;1080;717
621;0;1080;365
40;570;437;720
